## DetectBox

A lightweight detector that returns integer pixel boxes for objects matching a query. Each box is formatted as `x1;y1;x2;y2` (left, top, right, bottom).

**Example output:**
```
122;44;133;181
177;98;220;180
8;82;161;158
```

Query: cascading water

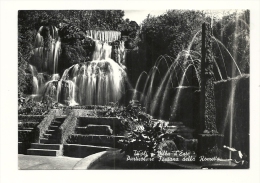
52;39;127;106
31;26;61;74
86;30;121;42
130;13;249;161
29;65;39;94
133;30;202;122
26;25;61;99
28;27;127;106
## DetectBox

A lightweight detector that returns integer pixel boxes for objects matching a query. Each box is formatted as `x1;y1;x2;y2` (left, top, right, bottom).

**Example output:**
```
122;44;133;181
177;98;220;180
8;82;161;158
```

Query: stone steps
19;115;65;156
45;129;56;135
40;138;59;144
39;117;66;145
27;148;62;156
49;125;59;130
30;143;62;150
18;120;40;154
18;142;31;154
43;133;60;140
43;133;53;138
51;121;62;126
63;144;111;158
63;116;125;157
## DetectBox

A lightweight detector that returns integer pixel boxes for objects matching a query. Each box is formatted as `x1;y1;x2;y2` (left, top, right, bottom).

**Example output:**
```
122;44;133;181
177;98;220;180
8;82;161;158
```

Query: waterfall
86;30;121;42
53;39;61;74
49;37;126;106
31;27;126;106
29;65;39;94
32;26;61;74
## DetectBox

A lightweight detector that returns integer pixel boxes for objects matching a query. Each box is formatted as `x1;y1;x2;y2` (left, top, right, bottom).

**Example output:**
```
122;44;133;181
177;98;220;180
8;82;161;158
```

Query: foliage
57;24;95;73
18;122;39;129
18;115;45;122
18;97;56;115
102;100;144;130
121;118;167;159
18;10;126;40
103;100;168;159
57;10;125;32
18;11;37;97
18;71;33;95
119;18;140;49
137;10;249;80
120;19;140;38
139;10;206;71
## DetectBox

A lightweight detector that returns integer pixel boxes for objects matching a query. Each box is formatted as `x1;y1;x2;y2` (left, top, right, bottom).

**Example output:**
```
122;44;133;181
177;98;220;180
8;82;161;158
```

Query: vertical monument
197;23;223;161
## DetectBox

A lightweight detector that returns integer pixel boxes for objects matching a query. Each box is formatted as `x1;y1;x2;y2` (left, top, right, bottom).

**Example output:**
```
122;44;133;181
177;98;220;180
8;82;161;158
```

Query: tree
139;10;206;72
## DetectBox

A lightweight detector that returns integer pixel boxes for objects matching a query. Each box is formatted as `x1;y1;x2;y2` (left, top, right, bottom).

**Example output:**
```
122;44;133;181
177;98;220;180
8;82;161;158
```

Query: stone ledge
64;144;109;158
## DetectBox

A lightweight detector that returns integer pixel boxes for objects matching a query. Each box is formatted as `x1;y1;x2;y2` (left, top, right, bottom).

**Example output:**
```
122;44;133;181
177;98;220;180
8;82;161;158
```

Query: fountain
23;11;249;167
29;27;128;106
132;34;202;129
130;18;249;165
54;43;127;105
29;65;39;94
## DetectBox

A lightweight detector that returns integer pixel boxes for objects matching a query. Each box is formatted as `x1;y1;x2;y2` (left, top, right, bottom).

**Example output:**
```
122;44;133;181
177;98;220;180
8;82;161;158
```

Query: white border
0;1;259;183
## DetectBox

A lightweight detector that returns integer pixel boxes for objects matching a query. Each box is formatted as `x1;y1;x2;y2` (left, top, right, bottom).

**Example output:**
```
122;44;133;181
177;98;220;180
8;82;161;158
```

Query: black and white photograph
0;0;260;182
16;9;250;170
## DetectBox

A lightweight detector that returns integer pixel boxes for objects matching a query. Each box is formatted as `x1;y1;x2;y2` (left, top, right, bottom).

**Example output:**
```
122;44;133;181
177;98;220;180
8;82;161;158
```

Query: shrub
18;98;54;115
18;122;40;129
120;119;167;159
103;100;168;159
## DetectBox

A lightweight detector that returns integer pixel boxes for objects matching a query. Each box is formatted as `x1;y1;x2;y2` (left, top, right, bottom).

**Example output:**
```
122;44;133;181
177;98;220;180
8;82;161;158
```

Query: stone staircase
64;117;124;158
27;117;66;156
27;144;63;156
18;116;44;154
26;115;124;158
22;109;197;157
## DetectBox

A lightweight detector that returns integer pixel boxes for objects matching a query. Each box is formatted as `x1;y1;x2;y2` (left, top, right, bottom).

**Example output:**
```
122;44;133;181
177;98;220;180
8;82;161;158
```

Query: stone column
200;22;218;134
197;23;223;162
